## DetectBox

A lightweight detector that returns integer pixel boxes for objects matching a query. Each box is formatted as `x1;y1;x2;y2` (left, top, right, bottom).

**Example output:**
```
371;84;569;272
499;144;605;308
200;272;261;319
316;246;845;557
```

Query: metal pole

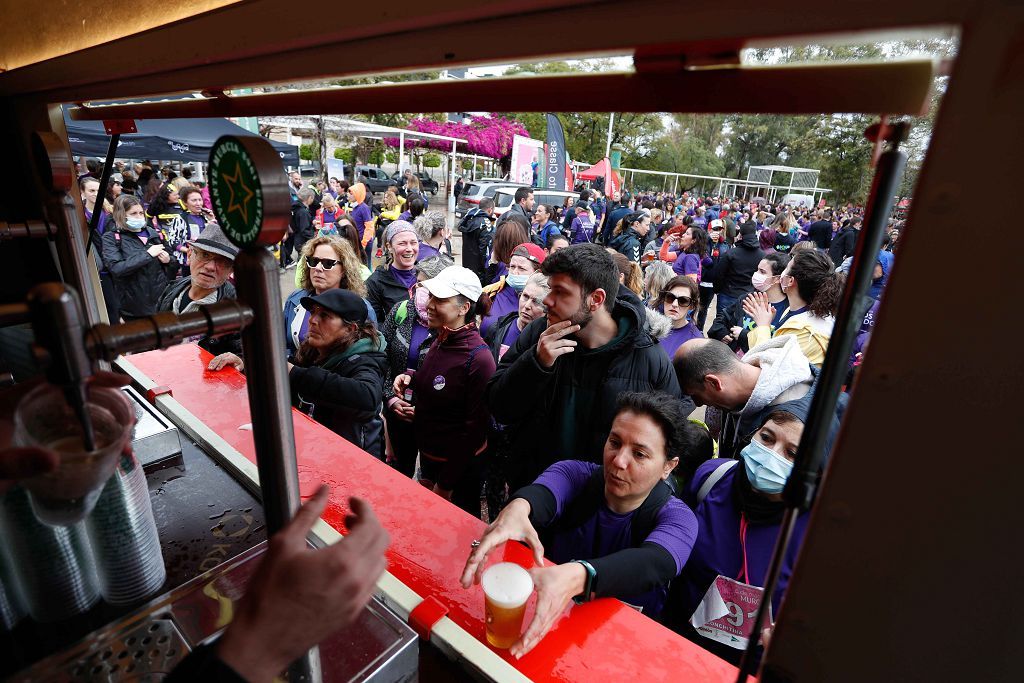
398;131;405;174
87;133;120;256
605;113;614;159
449;139;457;212
734;123;909;683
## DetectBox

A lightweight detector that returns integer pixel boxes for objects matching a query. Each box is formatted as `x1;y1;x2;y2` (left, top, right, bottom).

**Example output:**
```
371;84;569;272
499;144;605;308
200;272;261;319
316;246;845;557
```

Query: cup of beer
481;562;533;649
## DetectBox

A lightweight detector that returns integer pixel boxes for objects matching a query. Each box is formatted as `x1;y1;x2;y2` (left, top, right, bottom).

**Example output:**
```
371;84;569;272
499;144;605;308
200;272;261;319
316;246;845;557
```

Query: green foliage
422;153;442;168
333;148;355;163
385;151;398;163
299;143;319;161
367;147;385;165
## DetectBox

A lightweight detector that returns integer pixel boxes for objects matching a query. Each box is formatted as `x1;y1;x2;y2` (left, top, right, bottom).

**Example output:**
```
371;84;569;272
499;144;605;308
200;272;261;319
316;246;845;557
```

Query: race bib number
690;575;770;649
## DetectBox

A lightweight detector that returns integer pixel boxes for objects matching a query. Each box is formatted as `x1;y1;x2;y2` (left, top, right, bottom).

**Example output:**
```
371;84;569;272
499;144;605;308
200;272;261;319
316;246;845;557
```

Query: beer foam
481;562;533;607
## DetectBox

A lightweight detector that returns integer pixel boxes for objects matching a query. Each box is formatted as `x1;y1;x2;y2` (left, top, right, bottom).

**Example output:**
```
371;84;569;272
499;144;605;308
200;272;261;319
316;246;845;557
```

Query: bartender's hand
461;497;545;589
208;352;244;372
392;373;412;397
510;562;586;659
0;372;131;494
216;486;390;683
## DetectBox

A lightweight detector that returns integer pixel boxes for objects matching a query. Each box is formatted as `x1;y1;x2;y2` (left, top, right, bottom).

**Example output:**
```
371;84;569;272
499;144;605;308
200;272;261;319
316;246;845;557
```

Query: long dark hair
294;319;379;366
684;226;708;257
147;184;177;217
788;249;844;318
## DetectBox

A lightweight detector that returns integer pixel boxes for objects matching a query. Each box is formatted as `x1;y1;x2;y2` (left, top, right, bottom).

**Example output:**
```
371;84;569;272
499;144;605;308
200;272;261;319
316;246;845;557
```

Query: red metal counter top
129;344;739;682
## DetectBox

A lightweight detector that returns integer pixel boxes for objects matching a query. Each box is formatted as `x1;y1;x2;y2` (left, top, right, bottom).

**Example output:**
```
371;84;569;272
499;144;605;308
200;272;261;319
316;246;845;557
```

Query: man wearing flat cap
156;223;245;370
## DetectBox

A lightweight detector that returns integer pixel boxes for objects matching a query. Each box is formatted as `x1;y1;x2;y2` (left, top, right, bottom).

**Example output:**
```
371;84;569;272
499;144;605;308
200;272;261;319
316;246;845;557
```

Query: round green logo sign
209;136;265;248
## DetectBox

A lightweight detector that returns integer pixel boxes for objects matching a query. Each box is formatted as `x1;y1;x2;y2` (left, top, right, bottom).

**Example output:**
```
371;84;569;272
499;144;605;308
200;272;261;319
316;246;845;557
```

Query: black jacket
288;337;388;459
156;277;242;357
366;265;412;323
457;208;495;278
710;232;761;299
482;311;519;364
290;200;315;244
608;228;643;263
806;220;833;249
829;226;859;267
101;227;179;319
485;294;690;490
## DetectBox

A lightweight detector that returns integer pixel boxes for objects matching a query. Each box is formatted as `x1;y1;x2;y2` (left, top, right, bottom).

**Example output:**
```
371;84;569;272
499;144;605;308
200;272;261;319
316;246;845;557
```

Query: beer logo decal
433;375;446;391
209;136;264;248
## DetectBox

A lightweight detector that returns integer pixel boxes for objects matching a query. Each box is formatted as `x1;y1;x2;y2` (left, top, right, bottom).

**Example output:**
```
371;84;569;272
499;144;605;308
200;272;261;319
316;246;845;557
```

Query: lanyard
737;514;751;583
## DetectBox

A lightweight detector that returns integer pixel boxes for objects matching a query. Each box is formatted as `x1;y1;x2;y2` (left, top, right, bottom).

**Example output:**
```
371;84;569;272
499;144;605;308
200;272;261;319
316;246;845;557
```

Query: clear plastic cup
14;384;134;526
481;562;534;649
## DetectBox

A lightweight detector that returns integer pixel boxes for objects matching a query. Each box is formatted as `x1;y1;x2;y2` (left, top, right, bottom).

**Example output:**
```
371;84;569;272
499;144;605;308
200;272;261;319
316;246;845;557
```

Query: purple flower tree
384;114;530;174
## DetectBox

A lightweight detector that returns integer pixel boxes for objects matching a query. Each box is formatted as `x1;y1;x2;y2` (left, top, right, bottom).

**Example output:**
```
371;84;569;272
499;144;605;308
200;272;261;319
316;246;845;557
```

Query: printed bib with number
690;575;770;649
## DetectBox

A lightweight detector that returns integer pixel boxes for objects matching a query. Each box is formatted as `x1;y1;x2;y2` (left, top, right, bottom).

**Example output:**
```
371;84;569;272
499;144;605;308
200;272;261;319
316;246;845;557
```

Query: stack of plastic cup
0;486;101;623
85;452;166;606
0;541;26;631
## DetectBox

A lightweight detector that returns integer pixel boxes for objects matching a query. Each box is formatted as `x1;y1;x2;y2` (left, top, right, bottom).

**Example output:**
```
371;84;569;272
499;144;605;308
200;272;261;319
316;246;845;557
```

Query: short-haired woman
658;276;704;358
462;392;698;657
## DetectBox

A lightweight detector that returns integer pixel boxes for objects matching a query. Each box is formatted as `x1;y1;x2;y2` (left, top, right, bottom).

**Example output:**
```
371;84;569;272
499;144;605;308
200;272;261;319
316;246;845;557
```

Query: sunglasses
306;256;339;270
662;293;693;307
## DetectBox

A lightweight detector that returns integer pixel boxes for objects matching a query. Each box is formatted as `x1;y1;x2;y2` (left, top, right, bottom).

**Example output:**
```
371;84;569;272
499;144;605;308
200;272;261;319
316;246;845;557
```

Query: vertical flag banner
545;113;569;191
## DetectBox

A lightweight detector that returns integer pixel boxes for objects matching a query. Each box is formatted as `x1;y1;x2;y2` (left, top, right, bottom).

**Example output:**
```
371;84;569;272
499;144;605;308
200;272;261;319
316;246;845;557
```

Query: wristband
571;559;597;604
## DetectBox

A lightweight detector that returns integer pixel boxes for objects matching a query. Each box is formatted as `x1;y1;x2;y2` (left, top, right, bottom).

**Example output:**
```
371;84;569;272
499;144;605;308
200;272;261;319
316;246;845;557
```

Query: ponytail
790;249;844;318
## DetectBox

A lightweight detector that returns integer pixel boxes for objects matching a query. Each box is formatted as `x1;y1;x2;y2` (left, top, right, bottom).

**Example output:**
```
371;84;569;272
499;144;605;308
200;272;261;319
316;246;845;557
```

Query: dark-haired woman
667;396;817;665
660;223;709;283
146;183;189;274
288;288;388;459
709;251;790;353
744;248;841;365
461;392;698;657
658;276;704;358
101;194;179;320
392;266;495;514
608;211;652;263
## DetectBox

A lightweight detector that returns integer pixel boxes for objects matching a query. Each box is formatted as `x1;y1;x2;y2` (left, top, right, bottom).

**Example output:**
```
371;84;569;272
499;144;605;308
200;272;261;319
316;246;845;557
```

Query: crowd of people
71;158;897;667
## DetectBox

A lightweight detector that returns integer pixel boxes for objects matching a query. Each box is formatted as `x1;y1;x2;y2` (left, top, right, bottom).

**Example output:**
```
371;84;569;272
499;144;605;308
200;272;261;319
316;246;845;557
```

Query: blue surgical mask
125;217;146;232
740;437;794;494
505;273;528;292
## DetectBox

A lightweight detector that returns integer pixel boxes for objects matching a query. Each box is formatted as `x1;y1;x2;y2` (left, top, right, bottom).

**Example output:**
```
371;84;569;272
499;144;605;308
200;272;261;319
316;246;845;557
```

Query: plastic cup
14;385;133;526
481;562;533;649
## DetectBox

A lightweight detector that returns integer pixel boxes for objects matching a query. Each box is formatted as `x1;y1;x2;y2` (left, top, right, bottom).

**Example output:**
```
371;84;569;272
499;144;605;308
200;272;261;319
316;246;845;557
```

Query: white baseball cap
421;265;482;302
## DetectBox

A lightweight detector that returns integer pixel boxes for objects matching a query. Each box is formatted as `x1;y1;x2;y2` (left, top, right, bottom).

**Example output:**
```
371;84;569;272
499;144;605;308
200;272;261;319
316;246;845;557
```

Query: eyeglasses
306;256;339;270
662;293;693;307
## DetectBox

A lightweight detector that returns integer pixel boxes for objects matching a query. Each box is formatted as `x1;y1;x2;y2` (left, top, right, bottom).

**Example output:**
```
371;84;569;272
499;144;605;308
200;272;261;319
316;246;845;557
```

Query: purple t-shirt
480;285;519;335
659;322;704;359
672;252;702;281
534;460;698;615
350;203;373;239
389;265;417;289
570;215;596;244
418;242;441;262
407;317;430;371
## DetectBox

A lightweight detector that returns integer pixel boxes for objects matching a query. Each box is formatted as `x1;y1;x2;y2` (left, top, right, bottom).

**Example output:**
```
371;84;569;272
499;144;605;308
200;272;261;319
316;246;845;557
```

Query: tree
299;143;318;161
423;153;442;168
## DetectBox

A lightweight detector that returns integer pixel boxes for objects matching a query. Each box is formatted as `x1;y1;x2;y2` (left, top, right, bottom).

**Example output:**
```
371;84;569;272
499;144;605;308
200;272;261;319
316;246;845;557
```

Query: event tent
62;108;300;166
577;157;621;196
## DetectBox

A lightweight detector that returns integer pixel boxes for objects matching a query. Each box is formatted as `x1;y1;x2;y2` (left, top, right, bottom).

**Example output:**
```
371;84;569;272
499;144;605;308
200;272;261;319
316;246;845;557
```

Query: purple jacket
675;459;809;620
480;284;519;335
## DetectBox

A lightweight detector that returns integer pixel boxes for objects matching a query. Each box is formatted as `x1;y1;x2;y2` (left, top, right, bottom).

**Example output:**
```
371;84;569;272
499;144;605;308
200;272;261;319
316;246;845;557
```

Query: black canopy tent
62;108;300;166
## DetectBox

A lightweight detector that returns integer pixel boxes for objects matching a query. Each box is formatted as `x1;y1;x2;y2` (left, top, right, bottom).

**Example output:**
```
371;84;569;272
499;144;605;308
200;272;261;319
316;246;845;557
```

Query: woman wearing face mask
413;211;449;261
744;249;842;366
461;393;698;657
284;236;374;358
101;194;179;320
480;242;545;335
658;276;704;358
483;271;550;364
608;211;652;263
379;256;453;478
288;289;388;459
366;221;420;322
709;252;790;353
666;394;819;664
392;266;495;513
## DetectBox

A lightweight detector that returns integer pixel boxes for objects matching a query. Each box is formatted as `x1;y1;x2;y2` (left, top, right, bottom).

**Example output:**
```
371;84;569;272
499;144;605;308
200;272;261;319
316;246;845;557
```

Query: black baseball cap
300;289;368;324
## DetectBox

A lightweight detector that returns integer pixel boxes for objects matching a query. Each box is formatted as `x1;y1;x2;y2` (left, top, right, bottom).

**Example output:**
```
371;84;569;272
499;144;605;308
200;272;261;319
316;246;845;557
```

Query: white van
780;193;816;209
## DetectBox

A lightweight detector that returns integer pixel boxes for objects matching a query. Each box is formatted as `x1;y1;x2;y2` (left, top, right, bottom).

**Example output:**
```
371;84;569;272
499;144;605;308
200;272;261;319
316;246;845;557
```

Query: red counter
129;344;740;682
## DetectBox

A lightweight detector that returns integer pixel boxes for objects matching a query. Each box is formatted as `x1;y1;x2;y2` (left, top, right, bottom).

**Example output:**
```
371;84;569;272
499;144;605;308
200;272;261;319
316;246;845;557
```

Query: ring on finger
470;539;481;548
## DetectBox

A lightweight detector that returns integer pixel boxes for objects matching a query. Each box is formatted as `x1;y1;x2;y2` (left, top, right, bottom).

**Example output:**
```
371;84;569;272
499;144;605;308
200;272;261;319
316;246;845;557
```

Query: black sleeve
707;296;738;341
289;362;383;420
165;642;247;683
588;543;678;599
484;323;555;424
512;484;558;528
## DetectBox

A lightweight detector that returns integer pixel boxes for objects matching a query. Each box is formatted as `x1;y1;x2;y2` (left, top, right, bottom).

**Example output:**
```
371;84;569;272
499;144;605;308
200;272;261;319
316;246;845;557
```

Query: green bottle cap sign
208;135;291;248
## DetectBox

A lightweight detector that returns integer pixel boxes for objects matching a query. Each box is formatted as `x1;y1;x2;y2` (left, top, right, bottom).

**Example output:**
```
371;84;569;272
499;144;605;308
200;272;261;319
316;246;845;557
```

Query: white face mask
751;272;776;292
125;217;147;232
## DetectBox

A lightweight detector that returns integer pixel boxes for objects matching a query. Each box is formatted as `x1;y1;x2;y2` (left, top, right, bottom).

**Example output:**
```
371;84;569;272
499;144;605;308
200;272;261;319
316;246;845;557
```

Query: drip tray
12;543;418;682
